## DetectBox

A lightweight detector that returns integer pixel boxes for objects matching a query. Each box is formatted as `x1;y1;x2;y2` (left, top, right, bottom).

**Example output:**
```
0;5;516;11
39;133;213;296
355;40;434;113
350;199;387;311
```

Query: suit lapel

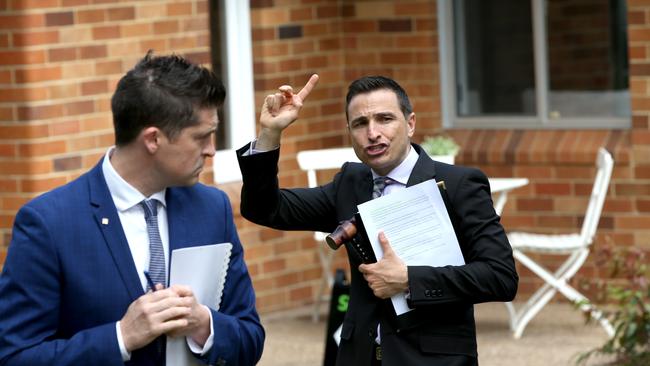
88;160;143;300
406;144;437;187
165;189;190;274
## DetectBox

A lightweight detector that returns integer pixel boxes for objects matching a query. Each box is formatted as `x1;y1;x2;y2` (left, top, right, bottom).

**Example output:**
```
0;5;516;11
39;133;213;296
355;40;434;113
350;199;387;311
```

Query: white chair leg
512;249;615;338
312;247;335;322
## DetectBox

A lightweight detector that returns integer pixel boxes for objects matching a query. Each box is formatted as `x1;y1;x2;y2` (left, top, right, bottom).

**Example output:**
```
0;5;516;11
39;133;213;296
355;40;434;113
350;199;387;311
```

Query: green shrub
421;135;460;156
576;245;650;366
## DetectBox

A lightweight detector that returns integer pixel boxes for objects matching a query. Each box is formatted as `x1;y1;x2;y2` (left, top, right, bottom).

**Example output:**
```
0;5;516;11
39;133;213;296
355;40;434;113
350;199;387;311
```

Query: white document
165;243;232;366
357;179;465;315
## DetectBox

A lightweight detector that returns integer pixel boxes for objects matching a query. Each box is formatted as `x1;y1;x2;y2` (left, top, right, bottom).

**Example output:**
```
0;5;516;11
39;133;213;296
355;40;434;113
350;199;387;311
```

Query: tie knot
372;176;395;199
140;199;158;219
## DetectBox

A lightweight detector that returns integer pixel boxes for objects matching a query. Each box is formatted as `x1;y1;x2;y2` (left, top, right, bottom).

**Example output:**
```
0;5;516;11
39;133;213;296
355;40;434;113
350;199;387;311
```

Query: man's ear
407;112;416;137
141;127;160;154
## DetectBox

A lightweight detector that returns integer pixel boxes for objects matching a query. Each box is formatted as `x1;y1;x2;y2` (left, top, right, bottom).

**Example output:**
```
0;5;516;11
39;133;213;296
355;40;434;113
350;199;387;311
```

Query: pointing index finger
296;74;319;101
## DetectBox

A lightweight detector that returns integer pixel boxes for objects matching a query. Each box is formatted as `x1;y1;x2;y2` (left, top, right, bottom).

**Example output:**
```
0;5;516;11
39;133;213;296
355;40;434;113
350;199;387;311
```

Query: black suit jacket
237;143;517;366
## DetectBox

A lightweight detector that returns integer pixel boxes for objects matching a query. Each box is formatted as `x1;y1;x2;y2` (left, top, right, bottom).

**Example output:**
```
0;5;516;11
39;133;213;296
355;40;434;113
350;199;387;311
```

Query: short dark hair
111;51;226;146
345;76;412;122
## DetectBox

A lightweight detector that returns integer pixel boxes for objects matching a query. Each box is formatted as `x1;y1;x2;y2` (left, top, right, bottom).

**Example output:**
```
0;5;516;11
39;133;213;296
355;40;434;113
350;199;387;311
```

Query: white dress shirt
101;147;213;361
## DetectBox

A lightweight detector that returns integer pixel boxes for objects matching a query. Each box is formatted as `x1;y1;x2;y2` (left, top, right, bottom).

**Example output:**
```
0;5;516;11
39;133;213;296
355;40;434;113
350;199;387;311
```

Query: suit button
424;289;431;297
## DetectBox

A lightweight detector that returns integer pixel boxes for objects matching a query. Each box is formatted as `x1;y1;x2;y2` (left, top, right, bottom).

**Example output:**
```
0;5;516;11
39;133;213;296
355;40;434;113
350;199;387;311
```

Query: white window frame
437;0;631;129
213;0;255;184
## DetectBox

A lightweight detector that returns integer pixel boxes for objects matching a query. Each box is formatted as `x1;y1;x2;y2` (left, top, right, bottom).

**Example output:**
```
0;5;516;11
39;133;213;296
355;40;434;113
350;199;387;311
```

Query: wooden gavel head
325;217;358;250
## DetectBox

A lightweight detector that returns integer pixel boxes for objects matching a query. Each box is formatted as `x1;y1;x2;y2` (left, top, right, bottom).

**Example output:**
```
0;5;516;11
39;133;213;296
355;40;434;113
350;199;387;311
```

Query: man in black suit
237;75;518;365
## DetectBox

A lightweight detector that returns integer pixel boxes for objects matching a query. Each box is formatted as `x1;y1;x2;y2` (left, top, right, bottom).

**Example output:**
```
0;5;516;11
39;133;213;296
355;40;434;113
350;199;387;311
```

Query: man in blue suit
0;52;264;365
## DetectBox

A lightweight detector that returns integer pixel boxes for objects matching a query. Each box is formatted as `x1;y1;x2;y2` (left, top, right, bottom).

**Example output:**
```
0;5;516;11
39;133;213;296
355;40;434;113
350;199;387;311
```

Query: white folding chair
505;148;615;338
296;147;360;322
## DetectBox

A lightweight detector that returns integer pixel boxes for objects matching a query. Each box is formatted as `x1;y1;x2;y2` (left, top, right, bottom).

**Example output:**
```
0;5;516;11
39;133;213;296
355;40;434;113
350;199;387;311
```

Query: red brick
46;11;74;27
50;120;80;136
107;6;135;21
0;14;45;29
262;258;286;273
64;100;95;116
1;195;31;211
17;104;64;121
0;178;18;192
0;50;46;66
0;143;16;157
535;182;572;195
79;45;107;59
62;0;90;5
153;20;179;34
19;140;67;157
343;20;376;33
53;155;82;172
49;47;77;62
10;0;57;9
95;60;123;75
517;198;554;211
615;216;650;229
167;2;192;16
637;199;650;212
289;285;312;302
12;30;59;46
20;176;68;193
290;7;313;21
81;80;108;96
0;107;15;121
15;66;62;83
395;2;434;16
2;87;47;103
92;25;120;40
122;23;152;37
77;9;105;23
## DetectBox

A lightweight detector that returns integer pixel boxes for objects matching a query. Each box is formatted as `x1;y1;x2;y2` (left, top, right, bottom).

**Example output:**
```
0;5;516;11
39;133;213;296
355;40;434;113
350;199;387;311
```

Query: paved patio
257;302;613;366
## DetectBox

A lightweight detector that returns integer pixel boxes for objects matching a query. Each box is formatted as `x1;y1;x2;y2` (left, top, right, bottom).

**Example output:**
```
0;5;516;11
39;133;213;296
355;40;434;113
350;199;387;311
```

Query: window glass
546;0;630;118
454;0;536;116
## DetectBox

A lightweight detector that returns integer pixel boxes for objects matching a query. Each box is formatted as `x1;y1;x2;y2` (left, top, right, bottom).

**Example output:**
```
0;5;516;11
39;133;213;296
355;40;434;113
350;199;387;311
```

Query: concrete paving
257;302;613;366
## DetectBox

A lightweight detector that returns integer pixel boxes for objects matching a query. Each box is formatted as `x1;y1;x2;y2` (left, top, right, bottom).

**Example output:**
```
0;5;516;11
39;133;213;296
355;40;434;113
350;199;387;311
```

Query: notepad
165;243;232;366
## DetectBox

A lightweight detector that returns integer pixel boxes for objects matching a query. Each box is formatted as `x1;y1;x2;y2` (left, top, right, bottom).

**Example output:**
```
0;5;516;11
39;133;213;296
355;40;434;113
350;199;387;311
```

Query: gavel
325;216;358;250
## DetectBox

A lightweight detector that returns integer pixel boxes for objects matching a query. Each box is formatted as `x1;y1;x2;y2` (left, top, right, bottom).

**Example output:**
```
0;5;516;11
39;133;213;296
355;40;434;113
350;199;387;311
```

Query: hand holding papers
165;243;232;366
357;179;465;315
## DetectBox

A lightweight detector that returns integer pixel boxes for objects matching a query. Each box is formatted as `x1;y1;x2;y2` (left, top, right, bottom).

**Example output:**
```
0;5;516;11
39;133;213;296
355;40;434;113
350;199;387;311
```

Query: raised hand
358;231;409;299
256;74;319;151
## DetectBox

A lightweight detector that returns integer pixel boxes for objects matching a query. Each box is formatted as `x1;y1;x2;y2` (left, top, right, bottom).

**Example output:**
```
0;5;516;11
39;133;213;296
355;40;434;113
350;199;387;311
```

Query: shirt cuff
186;305;214;355
245;139;279;155
116;321;131;361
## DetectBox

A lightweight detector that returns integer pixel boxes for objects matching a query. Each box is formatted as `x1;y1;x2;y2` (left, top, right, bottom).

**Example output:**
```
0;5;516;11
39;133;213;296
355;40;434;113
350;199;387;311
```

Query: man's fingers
296;74;319;101
278;85;293;97
378;231;392;254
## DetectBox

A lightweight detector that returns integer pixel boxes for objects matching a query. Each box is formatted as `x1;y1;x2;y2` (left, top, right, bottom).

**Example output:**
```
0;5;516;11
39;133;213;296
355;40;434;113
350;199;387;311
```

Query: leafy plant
576;245;650;366
421;135;460;156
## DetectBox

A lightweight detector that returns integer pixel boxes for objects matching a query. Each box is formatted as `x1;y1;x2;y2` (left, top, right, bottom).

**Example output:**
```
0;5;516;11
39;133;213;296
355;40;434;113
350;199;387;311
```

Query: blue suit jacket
0;160;264;366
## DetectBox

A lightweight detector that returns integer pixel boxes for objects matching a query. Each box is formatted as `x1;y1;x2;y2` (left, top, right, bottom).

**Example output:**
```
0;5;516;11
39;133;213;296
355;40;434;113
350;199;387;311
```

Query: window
210;0;255;183
438;0;630;129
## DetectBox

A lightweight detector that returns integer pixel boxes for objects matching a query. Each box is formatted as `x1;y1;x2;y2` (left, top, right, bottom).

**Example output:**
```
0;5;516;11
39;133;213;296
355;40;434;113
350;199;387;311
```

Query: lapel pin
101;218;109;225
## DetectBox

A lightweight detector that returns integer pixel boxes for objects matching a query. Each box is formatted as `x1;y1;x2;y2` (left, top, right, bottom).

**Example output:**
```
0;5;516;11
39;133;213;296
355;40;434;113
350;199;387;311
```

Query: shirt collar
371;144;418;185
102;147;167;212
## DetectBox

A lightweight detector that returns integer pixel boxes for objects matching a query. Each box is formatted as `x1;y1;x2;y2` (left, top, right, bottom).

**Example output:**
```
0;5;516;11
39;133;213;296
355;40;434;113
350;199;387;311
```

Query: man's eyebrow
349;115;368;124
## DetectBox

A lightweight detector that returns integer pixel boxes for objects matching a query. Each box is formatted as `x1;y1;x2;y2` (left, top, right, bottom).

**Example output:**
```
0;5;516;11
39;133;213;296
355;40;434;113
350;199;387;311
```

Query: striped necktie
372;176;395;199
141;199;166;290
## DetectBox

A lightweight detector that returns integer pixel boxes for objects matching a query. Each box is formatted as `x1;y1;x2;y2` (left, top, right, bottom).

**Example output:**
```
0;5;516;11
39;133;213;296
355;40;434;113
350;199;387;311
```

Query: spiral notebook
165;243;232;366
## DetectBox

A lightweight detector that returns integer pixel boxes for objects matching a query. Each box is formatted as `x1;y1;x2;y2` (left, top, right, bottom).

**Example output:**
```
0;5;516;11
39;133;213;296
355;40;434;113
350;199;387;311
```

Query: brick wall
1;0;649;315
0;0;213;277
